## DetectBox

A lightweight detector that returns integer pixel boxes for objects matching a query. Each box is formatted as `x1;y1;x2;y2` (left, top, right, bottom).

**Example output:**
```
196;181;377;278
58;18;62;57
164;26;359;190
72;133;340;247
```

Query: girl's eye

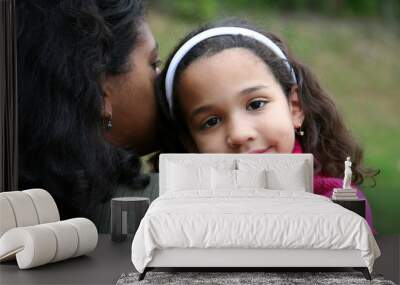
247;100;267;111
200;116;221;130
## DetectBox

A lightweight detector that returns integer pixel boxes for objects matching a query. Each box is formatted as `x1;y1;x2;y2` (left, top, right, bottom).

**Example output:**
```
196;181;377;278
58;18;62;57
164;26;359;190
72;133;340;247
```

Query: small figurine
342;157;352;190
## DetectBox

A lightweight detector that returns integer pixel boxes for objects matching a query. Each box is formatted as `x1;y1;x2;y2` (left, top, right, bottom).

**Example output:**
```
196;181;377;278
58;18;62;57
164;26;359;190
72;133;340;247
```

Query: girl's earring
106;113;112;130
296;127;304;136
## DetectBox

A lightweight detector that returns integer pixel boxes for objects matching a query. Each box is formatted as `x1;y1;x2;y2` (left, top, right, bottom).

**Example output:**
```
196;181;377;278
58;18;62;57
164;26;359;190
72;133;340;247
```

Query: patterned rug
116;271;396;285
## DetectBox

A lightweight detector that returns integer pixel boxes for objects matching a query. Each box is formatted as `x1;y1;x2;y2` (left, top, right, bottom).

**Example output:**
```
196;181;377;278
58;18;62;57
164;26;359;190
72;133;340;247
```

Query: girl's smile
177;47;304;154
248;146;274;154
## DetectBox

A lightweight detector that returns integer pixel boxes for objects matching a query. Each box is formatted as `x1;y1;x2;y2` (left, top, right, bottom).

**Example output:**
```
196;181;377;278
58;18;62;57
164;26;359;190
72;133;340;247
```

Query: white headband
165;26;297;115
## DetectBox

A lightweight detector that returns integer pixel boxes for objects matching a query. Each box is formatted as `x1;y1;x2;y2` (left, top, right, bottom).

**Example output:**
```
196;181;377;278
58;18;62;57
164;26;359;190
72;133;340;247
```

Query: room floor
374;234;400;284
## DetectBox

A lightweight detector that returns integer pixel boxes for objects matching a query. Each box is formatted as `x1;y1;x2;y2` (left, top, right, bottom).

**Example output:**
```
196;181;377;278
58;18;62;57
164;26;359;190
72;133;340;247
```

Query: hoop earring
295;127;304;136
106;113;112;130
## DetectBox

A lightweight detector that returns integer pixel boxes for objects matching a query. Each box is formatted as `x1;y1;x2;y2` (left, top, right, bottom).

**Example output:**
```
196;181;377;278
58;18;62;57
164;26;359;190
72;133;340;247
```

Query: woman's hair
154;18;379;186
17;0;149;222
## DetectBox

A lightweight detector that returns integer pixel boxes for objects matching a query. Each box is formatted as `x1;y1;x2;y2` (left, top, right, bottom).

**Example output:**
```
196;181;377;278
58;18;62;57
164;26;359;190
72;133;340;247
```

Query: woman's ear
100;78;114;118
288;85;304;128
102;96;113;118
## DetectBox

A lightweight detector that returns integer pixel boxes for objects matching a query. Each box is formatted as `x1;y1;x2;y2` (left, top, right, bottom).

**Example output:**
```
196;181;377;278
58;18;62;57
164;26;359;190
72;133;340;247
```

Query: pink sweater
292;139;376;234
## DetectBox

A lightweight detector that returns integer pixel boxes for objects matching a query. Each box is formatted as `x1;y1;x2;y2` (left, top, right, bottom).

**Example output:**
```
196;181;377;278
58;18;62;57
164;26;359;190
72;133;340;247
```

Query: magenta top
291;139;376;234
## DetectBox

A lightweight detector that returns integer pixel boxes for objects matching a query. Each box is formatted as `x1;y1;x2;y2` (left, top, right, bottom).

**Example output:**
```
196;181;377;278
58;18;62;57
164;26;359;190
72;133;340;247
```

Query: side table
332;199;365;219
111;197;150;242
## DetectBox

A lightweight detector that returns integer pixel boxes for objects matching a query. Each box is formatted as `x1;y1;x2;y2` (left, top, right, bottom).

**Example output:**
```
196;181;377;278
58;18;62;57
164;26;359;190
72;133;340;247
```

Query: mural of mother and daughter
17;0;382;234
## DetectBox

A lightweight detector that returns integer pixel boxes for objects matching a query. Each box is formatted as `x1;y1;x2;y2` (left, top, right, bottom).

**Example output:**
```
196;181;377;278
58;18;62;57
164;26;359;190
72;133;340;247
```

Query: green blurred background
143;0;400;234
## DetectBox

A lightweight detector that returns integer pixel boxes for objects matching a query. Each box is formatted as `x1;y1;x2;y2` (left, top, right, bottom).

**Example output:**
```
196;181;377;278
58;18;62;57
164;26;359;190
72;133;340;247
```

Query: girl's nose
226;118;256;149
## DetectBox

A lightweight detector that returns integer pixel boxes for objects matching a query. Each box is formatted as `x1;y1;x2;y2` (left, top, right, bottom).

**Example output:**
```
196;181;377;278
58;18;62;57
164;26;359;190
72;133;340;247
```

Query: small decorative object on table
332;157;358;200
111;197;149;242
331;157;365;218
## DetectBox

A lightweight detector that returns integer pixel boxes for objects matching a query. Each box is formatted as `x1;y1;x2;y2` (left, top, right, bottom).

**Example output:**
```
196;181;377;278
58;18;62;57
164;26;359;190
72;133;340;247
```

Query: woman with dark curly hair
17;0;160;232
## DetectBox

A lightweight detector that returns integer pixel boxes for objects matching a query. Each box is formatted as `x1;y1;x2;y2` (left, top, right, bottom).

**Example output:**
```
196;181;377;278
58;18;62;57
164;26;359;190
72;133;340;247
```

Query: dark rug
116;271;396;285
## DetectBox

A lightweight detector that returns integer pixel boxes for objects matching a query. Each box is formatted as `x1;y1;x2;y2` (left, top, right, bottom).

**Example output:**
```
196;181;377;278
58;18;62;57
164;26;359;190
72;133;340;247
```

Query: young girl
153;19;379;233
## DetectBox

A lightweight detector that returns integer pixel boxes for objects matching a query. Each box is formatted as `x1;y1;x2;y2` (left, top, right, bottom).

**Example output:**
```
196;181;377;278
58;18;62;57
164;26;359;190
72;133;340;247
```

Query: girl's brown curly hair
149;18;379;187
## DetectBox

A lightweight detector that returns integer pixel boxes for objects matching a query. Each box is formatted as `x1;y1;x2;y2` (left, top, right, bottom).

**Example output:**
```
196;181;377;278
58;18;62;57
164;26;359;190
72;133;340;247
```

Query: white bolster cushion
23;188;60;224
0;189;60;238
0;225;57;268
41;221;79;262
0;196;17;237
0;191;39;228
64;218;98;257
0;218;98;269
